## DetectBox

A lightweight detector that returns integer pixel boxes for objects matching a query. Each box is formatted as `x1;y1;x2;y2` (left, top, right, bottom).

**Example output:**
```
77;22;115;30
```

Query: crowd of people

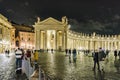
5;47;119;75
15;48;39;74
65;47;120;71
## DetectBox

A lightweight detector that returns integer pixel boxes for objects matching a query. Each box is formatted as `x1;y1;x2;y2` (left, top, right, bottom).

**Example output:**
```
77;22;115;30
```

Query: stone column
65;31;67;49
89;40;91;50
101;41;103;49
117;41;119;50
78;40;80;50
36;30;40;50
39;30;41;49
62;30;64;50
114;41;117;49
93;41;95;50
35;30;37;49
45;30;47;50
74;39;76;49
73;39;74;48
104;41;106;50
110;42;112;51
55;30;57;50
107;41;109;50
118;42;120;50
73;39;75;49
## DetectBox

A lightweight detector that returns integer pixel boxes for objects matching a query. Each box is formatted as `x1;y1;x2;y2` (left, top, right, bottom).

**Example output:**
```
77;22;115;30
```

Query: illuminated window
28;38;30;41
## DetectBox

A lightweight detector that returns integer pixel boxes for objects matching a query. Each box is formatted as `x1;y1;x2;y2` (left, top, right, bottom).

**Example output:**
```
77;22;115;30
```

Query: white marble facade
34;17;120;51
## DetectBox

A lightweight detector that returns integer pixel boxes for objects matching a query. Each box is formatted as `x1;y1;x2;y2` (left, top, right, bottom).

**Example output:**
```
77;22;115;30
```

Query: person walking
15;48;22;69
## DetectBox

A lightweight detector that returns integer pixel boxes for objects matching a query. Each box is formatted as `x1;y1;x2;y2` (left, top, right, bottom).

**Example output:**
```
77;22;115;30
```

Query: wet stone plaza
0;53;16;80
38;51;120;80
0;53;28;80
0;51;119;80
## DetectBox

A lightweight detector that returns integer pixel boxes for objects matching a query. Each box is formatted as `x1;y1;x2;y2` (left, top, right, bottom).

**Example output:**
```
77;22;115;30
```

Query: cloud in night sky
6;9;14;14
1;0;120;34
0;0;3;2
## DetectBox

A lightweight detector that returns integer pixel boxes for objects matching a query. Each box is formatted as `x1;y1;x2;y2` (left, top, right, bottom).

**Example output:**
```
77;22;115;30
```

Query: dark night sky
0;0;120;34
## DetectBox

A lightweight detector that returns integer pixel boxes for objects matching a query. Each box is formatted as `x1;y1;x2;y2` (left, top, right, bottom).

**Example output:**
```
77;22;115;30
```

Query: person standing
118;50;120;60
5;50;7;56
93;51;100;70
69;49;71;56
15;48;22;69
34;50;39;69
114;50;118;59
73;48;77;63
65;49;68;55
7;50;10;56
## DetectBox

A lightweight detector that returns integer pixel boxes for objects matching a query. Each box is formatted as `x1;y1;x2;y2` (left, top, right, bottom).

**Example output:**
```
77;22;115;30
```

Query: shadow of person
73;57;76;63
69;56;71;63
114;59;120;74
93;70;105;80
93;70;97;80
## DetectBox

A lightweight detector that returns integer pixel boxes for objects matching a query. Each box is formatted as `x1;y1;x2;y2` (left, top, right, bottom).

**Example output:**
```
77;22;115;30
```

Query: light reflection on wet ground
38;52;120;80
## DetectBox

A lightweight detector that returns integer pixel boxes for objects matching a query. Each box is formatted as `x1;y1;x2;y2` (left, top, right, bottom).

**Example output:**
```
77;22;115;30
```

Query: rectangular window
28;38;30;41
0;28;2;34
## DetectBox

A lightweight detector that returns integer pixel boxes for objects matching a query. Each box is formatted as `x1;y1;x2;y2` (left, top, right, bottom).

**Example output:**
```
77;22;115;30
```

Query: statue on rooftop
62;16;68;24
37;17;40;23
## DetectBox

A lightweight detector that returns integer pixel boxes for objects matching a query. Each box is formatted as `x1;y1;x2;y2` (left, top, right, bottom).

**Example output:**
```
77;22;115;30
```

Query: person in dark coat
93;51;100;70
7;50;10;56
65;49;68;55
69;49;71;55
114;50;117;59
73;48;77;63
118;50;120;60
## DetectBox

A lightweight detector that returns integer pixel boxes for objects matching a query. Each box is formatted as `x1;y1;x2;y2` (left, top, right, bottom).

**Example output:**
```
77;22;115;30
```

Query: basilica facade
34;17;120;51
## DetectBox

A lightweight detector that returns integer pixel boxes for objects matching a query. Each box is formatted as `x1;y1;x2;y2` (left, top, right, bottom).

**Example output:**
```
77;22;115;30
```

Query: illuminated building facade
0;14;15;53
34;17;120;51
13;24;35;50
19;31;35;49
33;17;68;50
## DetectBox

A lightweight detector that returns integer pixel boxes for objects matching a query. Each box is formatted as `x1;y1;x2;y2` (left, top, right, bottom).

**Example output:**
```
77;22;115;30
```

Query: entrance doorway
47;30;56;50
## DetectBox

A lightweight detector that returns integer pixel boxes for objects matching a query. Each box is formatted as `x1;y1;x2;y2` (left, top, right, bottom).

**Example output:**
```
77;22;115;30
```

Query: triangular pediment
37;17;63;25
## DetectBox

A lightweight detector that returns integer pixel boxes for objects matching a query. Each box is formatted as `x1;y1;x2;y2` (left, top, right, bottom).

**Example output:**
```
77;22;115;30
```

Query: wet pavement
0;53;28;80
0;53;16;80
38;51;120;80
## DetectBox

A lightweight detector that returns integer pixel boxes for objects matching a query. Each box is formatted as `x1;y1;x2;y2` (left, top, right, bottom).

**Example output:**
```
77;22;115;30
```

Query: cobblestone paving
0;53;16;80
38;52;120;80
0;53;28;80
